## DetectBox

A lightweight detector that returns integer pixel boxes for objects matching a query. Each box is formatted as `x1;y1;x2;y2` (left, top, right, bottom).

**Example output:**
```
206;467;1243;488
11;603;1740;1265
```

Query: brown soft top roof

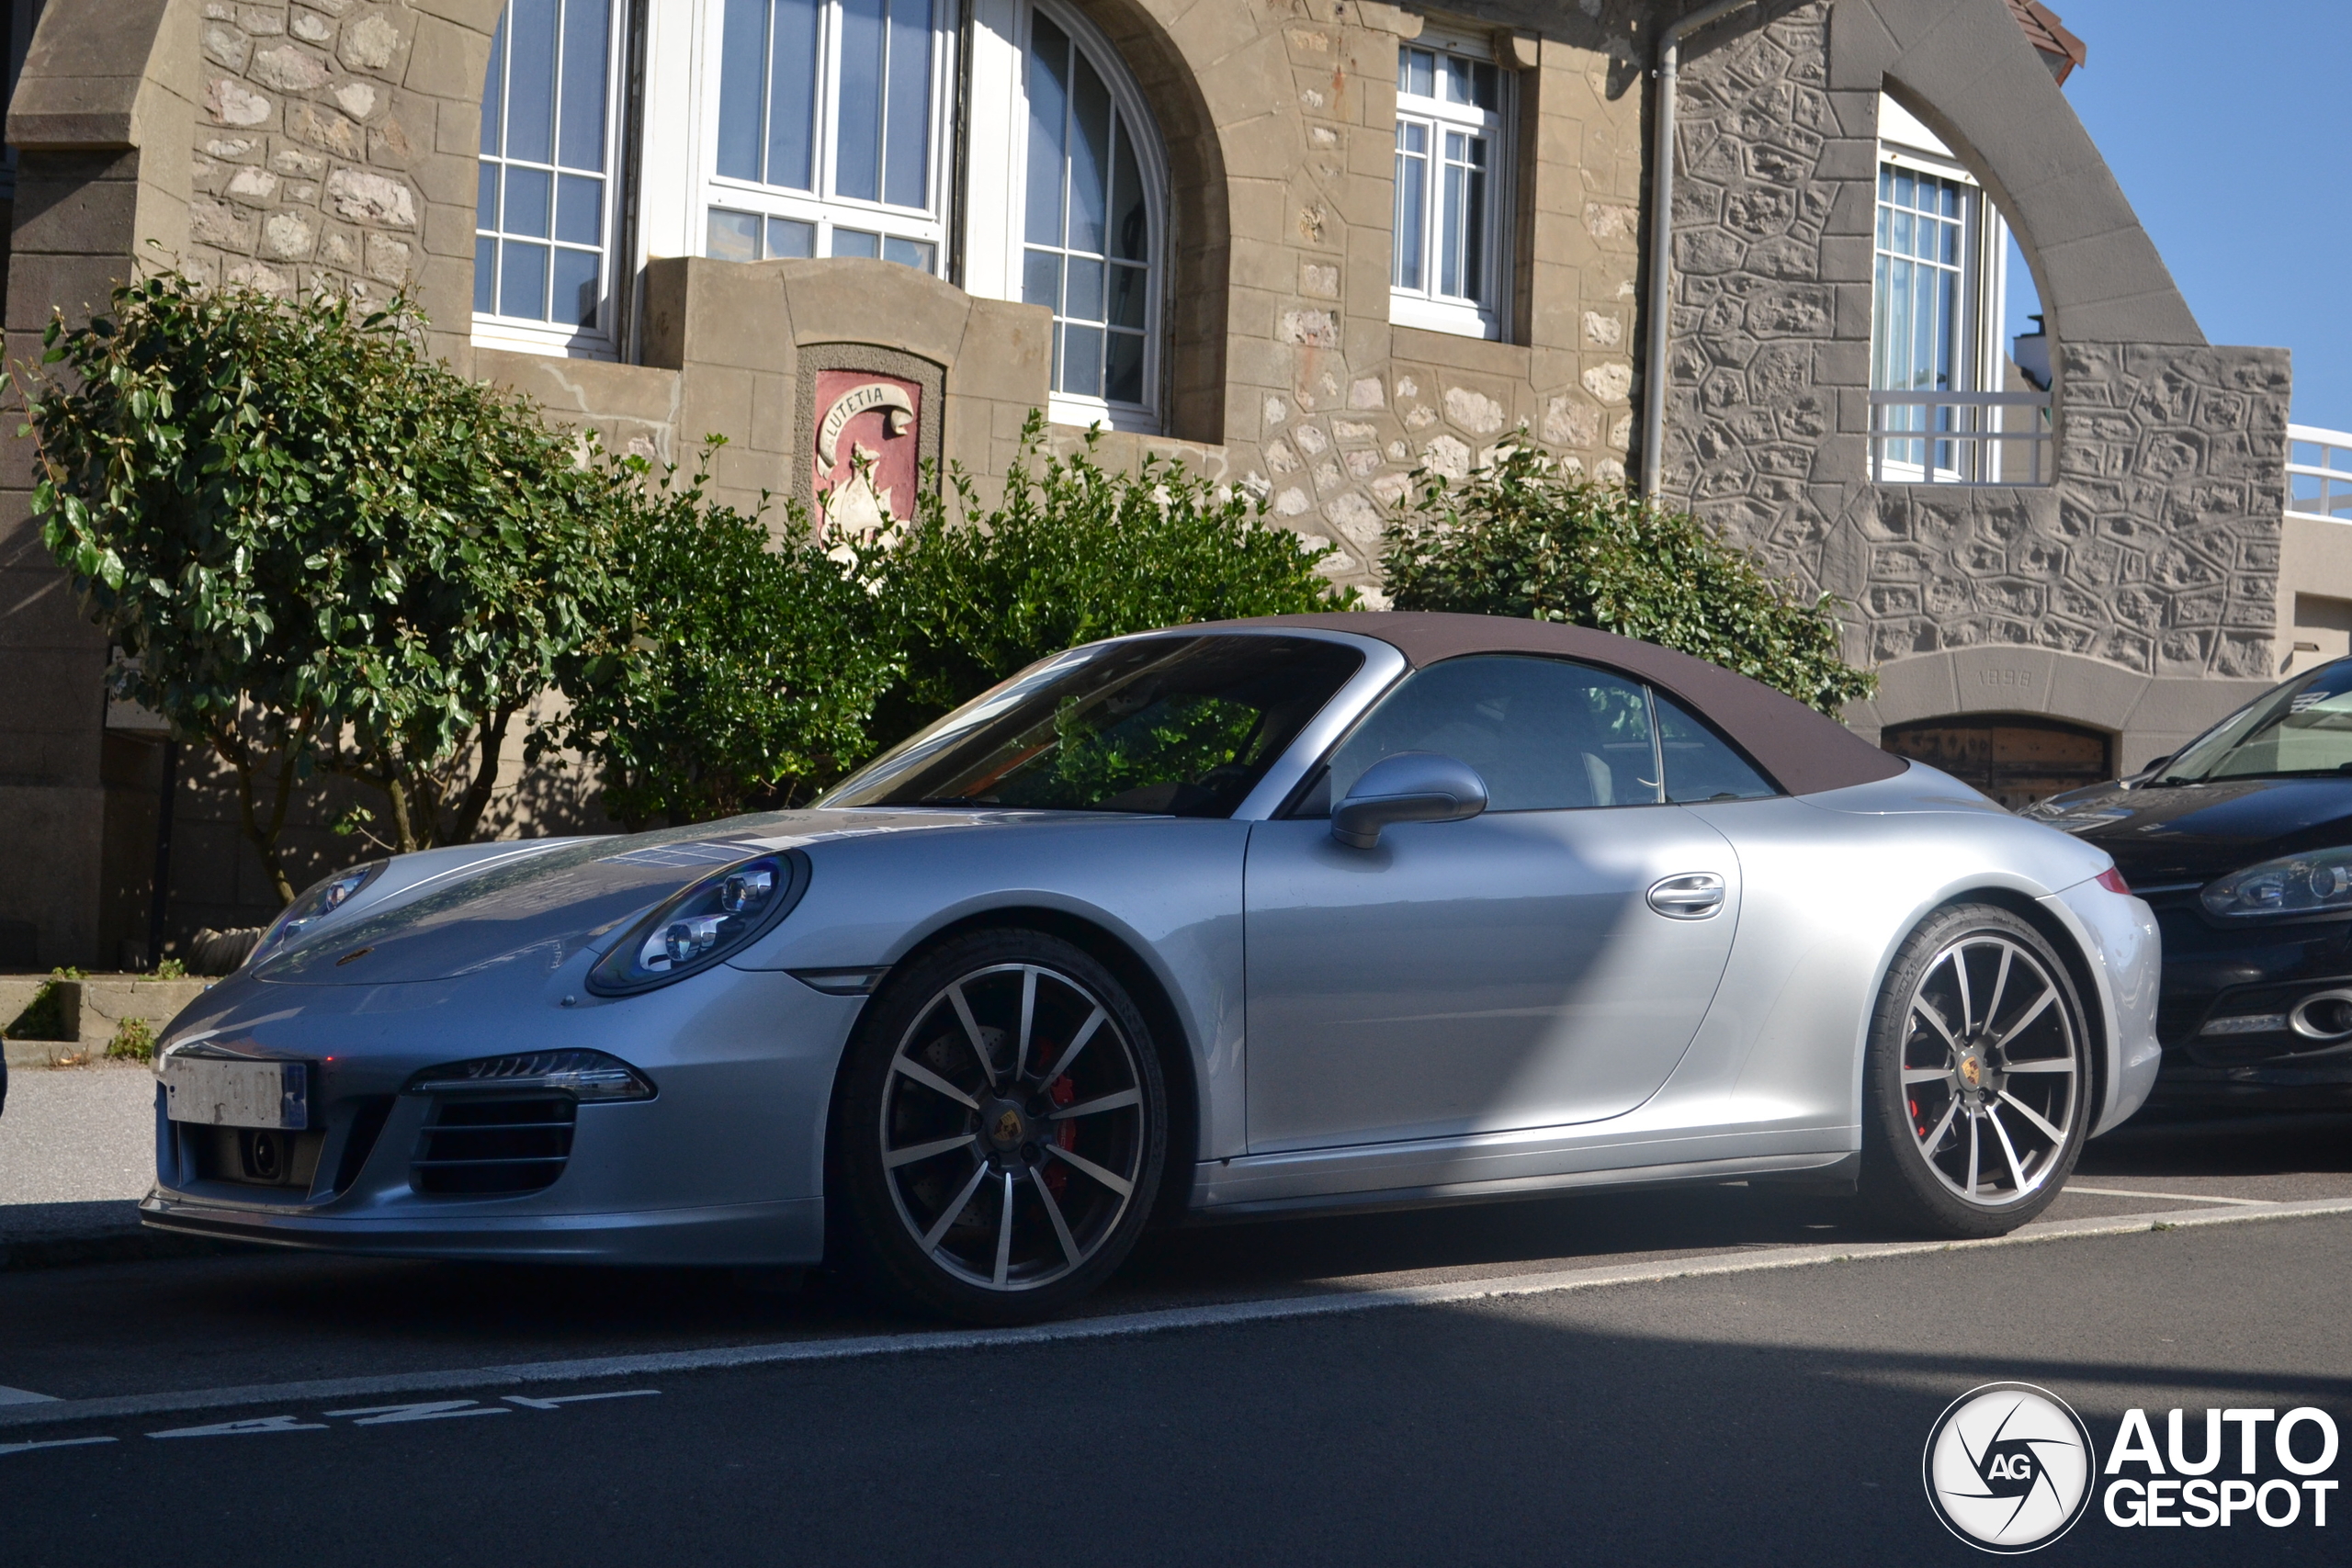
1204;612;1906;798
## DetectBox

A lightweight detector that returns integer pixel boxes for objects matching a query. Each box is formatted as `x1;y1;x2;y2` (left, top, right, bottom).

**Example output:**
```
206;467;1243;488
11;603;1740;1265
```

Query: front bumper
2143;896;2352;1106
140;959;865;1267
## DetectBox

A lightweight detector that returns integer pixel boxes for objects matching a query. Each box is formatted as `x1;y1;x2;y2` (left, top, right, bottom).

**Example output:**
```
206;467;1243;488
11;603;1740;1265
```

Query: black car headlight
249;860;387;965
2200;849;2352;918
587;850;808;996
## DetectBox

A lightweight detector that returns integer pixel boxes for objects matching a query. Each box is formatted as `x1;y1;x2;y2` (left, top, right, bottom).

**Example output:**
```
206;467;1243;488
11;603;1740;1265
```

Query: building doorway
1880;716;2113;811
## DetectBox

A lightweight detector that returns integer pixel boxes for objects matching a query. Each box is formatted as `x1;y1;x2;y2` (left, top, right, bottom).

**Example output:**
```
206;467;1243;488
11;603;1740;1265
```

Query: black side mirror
1331;752;1488;849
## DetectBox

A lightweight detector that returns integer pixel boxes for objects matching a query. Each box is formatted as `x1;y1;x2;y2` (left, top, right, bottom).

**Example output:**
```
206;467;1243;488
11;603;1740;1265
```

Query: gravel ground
0;1063;155;1206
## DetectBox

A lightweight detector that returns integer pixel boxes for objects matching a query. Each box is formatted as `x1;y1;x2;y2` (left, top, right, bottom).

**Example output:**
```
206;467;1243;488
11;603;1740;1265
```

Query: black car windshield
820;635;1365;816
2154;658;2352;784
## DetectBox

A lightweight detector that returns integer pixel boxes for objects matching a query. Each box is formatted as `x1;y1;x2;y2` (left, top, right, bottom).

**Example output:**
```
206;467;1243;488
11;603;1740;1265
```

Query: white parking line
6;1194;2351;1437
2064;1184;2269;1206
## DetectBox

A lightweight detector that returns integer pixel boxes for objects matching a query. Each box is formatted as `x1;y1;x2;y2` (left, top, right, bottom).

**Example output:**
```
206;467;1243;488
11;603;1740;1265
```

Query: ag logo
1923;1382;2098;1552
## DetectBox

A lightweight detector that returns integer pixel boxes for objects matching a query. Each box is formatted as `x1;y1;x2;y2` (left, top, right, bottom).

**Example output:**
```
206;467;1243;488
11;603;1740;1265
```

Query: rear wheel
1860;904;2090;1237
831;930;1166;1325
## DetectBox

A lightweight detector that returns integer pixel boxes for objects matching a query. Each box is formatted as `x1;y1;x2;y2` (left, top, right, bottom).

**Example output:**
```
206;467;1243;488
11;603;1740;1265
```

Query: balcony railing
2288;423;2352;524
1868;390;2053;486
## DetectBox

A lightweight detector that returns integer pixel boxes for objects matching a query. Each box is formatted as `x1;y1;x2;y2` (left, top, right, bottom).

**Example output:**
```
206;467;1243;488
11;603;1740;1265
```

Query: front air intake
410;1096;576;1196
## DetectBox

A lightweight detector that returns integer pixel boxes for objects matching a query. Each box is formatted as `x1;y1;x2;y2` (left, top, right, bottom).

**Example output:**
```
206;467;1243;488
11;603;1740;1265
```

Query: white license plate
164;1057;309;1131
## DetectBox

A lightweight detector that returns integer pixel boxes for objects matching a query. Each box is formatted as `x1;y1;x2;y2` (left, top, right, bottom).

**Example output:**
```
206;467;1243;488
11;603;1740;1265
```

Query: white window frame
1389;30;1513;342
959;0;1169;434
473;0;632;360
1871;95;2013;482
692;0;957;272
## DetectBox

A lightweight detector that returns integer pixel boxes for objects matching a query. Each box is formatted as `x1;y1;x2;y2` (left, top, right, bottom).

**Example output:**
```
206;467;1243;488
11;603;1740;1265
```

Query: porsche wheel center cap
980;1100;1030;1152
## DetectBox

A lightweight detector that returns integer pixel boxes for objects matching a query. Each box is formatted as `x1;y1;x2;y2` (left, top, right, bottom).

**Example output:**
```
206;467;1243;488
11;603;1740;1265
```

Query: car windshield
2153;658;2352;784
820;635;1365;817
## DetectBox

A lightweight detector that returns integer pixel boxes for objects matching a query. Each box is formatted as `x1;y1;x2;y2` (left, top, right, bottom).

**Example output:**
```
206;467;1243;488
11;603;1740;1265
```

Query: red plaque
810;369;923;533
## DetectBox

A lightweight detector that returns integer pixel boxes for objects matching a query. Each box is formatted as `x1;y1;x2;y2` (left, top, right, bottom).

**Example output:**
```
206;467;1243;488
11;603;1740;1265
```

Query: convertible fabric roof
1207;612;1908;798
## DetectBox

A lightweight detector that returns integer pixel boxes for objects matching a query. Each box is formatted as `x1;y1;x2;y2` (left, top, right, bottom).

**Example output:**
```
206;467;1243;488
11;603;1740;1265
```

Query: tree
1380;444;1875;715
21;275;624;900
538;451;900;829
861;415;1358;739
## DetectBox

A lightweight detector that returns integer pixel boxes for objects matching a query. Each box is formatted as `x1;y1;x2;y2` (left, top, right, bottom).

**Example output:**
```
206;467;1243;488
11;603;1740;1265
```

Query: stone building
0;0;2314;966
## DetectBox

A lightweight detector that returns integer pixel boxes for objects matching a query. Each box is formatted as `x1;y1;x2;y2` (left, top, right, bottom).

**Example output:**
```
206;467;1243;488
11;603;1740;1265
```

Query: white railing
1869;389;2053;486
2288;423;2352;524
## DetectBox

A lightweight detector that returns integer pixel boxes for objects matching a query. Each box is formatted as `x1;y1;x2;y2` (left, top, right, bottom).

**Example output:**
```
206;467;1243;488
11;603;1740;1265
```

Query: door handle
1646;873;1725;919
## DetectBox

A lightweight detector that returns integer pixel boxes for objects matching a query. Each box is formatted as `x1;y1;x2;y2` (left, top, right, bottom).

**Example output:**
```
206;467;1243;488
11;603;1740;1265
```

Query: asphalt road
3;1109;2349;1564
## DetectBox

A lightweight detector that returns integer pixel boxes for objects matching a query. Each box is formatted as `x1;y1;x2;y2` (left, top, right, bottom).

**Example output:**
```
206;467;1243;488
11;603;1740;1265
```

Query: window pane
884;0;933;209
556;172;600;243
481;13;506;154
553;246;601;328
1444;54;1471;105
500;239;549;319
1069;56;1112;255
1401;47;1432;97
504;164;552;238
707;207;762;261
1109;128;1147;262
478;162;499;227
1392;122;1425;290
831;226;880;258
475;236;498;312
1105;329;1144;404
1327;657;1661;812
1062;322;1103;398
558;0;609;170
716;0;767;181
1656;693;1776;802
1025;17;1070;245
1023;248;1062;309
883;235;935;270
507;0;559;165
1107;262;1147;328
767;216;816;257
768;0;820;190
1472;61;1497;109
1462;140;1486;304
835;0;887;202
1439;155;1463;298
1066;255;1104;321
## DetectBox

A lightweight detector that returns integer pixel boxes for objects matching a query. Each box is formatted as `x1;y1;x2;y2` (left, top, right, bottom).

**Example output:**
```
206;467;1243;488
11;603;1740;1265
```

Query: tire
831;930;1168;1325
1859;903;2092;1238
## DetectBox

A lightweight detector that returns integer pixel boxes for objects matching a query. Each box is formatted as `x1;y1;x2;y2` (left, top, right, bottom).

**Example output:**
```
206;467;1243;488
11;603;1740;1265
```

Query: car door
1244;655;1745;1154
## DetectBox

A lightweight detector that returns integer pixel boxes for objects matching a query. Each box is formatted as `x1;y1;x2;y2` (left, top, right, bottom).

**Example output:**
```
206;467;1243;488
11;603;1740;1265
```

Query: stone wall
1658;0;2290;699
185;0;493;366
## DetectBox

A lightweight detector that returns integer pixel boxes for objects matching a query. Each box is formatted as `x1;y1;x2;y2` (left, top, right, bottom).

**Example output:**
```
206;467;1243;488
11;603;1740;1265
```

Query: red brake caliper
1046;1075;1077;1196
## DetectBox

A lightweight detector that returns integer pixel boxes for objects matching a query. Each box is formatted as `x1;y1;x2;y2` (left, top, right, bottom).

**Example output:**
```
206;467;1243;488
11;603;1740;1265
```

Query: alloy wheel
1899;932;2083;1206
876;962;1149;1292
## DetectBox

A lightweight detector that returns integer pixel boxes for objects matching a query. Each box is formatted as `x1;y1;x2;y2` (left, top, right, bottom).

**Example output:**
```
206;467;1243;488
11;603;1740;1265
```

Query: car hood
2030;776;2352;885
252;807;1024;986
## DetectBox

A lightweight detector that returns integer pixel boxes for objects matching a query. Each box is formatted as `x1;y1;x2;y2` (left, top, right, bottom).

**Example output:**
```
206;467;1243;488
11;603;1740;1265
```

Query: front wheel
1860;904;2091;1238
831;931;1167;1325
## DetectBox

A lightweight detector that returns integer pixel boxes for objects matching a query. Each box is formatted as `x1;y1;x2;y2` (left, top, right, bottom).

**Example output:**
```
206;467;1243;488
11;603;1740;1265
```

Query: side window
1655;692;1777;803
1322;656;1657;812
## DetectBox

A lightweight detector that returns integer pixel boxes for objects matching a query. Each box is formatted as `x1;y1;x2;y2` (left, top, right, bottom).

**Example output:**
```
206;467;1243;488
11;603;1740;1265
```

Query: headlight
586;851;808;995
2200;849;2352;918
249;860;387;965
406;1049;654;1101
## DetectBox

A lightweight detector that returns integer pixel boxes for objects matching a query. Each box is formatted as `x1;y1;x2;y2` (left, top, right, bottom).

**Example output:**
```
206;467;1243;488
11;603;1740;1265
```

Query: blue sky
2004;0;2351;424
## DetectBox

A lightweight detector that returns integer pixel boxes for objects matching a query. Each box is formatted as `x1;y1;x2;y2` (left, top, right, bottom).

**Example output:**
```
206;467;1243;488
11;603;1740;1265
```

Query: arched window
964;0;1168;432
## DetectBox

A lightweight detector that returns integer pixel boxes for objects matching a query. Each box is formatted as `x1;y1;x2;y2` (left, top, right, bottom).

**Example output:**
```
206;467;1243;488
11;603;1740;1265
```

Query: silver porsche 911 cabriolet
142;614;2158;1323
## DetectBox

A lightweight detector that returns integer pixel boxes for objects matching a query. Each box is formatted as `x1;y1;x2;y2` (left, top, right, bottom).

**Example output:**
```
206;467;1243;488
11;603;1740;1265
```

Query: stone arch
1835;0;2202;350
1067;0;1241;445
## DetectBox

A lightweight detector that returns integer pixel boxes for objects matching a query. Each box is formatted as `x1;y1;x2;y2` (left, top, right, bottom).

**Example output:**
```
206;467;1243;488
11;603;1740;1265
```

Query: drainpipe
1639;0;1764;501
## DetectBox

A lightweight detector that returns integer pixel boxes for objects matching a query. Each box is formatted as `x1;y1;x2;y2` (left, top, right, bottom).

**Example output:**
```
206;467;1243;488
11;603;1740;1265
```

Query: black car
2028;656;2352;1107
